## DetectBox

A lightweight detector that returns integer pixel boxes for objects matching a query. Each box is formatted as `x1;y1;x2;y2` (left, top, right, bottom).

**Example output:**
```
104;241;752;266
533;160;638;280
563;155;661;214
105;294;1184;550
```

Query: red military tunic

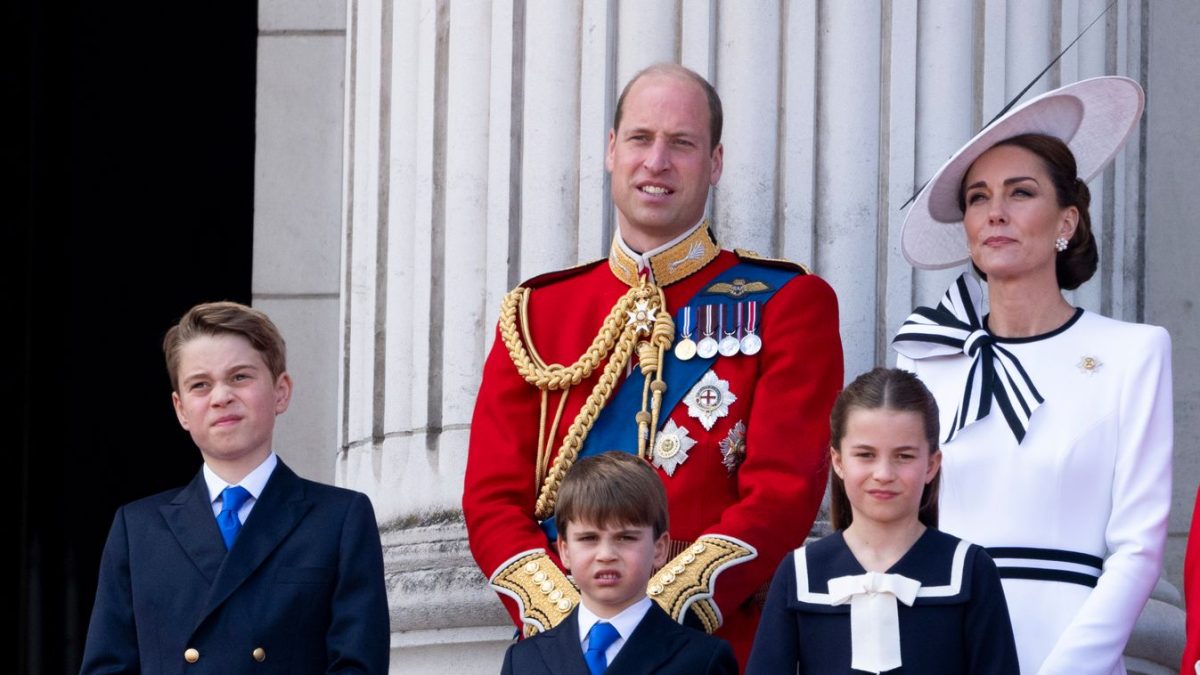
463;227;843;665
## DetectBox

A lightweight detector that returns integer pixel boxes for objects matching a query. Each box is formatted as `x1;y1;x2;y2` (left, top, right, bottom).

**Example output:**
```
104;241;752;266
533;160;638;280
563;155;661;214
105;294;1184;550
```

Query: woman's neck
842;518;926;573
985;272;1075;338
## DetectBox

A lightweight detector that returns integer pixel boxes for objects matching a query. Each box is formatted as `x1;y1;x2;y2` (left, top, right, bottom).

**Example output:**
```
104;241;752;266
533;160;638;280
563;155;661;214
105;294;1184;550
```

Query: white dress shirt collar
576;595;653;663
203;451;278;509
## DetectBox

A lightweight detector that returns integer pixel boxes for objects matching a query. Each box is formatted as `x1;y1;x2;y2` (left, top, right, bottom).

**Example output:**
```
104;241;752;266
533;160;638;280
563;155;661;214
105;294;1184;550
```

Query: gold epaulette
734;248;812;275
646;535;758;633
489;550;580;636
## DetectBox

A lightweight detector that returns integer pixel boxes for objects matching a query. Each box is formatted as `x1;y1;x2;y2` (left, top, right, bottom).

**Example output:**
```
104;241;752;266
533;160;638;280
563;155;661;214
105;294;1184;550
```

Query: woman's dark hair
958;133;1098;290
829;368;941;531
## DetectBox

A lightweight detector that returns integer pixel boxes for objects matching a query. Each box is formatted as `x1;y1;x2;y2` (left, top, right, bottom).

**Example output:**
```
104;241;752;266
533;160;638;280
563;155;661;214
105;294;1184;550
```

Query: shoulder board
733;248;811;275
517;258;607;290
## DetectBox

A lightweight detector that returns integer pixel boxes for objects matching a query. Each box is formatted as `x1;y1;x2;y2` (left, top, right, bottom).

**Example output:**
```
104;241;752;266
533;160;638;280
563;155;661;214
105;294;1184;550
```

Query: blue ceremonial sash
539;260;799;541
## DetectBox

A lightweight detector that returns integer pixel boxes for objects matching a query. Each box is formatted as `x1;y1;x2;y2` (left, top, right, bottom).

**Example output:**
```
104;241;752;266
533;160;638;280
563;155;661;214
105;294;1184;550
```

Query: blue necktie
217;486;252;550
584;622;620;675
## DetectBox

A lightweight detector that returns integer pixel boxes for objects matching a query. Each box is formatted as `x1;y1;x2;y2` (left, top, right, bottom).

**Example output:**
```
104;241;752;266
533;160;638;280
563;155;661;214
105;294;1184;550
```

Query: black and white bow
892;273;1043;444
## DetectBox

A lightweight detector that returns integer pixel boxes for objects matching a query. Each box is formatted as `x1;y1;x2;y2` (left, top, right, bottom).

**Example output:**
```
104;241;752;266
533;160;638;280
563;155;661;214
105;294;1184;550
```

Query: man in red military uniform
463;63;843;665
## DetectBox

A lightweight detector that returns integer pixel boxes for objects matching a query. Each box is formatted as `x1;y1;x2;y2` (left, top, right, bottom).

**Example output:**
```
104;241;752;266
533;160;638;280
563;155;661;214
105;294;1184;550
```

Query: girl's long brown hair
829;368;941;530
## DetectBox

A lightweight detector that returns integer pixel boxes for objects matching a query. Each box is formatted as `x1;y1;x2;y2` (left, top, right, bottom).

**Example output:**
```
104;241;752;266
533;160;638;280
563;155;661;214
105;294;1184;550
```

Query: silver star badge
684;370;737;431
652;419;697;476
626;299;656;334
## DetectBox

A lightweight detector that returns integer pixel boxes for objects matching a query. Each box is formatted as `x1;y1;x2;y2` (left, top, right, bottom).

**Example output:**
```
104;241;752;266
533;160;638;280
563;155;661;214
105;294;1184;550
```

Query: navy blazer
80;460;390;674
500;602;737;674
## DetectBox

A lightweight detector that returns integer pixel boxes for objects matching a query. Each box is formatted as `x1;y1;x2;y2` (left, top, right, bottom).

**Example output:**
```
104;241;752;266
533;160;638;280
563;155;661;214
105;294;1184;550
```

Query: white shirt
576;596;653;665
203;452;278;523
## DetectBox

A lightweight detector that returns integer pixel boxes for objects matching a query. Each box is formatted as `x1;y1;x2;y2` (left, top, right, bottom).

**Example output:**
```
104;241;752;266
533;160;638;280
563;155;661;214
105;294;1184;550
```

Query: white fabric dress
897;308;1173;675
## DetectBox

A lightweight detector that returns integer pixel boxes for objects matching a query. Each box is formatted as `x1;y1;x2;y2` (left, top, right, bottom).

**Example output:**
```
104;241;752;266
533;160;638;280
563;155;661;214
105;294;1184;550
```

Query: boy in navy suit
81;301;389;674
501;451;736;674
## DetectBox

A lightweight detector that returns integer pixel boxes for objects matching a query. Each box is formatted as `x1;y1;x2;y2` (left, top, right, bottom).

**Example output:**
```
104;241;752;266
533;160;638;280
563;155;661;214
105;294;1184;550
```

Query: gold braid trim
646;535;758;632
490;551;580;635
500;285;640;390
499;282;673;520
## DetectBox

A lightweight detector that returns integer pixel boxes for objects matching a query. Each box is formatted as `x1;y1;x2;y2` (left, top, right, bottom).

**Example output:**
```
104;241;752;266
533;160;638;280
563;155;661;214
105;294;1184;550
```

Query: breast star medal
684;370;737;431
719;420;746;474
652;419;697;476
1076;355;1102;375
674;306;697;361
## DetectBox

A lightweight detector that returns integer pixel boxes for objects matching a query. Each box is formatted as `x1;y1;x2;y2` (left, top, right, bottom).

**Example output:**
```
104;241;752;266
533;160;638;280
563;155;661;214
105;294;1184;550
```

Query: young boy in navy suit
81;301;390;674
501;451;736;674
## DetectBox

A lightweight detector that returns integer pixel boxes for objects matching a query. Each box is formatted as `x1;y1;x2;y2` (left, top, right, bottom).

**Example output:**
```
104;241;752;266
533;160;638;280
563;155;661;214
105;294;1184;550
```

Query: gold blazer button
183;648;200;663
252;647;267;662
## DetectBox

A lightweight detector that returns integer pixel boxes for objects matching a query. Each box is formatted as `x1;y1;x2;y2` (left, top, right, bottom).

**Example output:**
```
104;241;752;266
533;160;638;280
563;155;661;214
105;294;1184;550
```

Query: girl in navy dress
746;368;1018;674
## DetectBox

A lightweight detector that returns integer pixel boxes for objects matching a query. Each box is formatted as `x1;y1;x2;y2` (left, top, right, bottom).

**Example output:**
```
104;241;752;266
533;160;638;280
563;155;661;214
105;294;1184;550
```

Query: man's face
607;73;723;248
558;518;669;619
171;334;291;471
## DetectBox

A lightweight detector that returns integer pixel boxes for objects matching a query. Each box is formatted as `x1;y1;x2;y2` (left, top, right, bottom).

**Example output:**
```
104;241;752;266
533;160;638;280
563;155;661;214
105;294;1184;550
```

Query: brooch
1076;355;1102;375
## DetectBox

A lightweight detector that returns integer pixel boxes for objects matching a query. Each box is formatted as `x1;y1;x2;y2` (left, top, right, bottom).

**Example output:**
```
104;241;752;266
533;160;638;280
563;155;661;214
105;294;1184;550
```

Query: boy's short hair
163;301;287;390
555;451;668;538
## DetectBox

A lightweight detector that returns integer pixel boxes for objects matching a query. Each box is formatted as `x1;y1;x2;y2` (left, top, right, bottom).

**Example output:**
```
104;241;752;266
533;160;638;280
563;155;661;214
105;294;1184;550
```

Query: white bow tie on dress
827;571;922;674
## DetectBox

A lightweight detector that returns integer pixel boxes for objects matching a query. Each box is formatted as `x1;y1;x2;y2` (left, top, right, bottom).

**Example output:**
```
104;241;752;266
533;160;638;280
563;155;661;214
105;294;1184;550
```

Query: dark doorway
15;2;258;672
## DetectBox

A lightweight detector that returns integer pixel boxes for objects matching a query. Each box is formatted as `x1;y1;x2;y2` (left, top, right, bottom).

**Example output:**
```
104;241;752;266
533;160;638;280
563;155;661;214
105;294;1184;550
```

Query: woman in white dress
891;77;1173;674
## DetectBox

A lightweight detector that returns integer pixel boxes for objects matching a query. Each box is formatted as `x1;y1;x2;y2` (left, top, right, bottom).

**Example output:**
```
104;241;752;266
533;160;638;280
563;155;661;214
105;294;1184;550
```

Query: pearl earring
1055;236;1068;252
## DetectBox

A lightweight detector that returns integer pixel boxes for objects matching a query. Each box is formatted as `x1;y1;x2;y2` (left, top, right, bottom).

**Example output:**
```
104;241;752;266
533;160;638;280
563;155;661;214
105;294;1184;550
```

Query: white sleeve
1038;326;1173;674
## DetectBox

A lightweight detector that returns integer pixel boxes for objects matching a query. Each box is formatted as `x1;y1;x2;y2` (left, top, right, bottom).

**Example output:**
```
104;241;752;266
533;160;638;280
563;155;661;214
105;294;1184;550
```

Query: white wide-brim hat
900;76;1145;270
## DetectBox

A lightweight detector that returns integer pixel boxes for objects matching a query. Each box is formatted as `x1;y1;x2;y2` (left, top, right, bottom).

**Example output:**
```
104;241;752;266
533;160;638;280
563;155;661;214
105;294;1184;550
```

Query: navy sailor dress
746;528;1019;674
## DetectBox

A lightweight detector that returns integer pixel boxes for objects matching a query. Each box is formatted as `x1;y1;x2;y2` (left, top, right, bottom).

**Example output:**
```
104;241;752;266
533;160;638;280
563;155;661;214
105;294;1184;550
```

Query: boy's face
171;333;291;473
557;518;668;619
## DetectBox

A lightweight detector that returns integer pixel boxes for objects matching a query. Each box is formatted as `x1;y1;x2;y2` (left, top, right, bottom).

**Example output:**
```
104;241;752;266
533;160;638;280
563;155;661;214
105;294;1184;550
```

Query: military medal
674;306;697;361
684;370;737;431
652;419;697;476
625;299;656;335
740;301;762;355
718;304;740;357
719;420;747;473
696;305;719;359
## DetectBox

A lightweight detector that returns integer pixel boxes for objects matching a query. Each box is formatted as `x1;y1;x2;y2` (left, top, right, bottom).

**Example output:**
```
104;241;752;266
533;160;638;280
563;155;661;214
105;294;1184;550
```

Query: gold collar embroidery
607;222;720;287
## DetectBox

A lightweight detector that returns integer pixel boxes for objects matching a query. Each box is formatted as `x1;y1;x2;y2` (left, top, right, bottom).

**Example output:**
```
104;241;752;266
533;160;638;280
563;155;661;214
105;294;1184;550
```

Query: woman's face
961;144;1077;284
831;408;940;529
